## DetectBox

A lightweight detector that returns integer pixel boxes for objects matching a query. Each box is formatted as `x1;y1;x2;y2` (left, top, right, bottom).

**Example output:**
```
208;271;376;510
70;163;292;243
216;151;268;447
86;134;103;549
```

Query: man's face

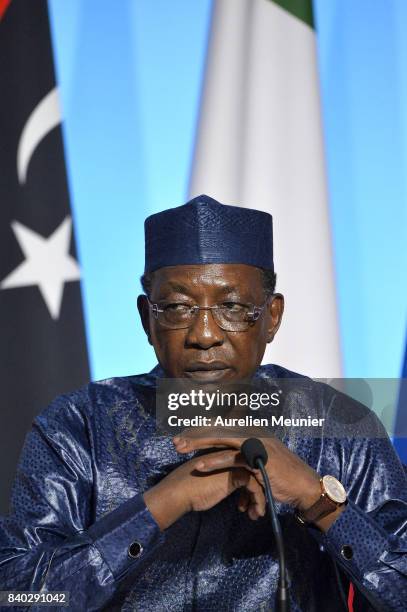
138;263;283;381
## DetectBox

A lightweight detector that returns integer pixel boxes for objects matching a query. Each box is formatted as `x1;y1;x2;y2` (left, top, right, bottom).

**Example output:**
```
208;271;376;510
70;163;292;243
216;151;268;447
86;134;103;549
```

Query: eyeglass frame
146;296;272;331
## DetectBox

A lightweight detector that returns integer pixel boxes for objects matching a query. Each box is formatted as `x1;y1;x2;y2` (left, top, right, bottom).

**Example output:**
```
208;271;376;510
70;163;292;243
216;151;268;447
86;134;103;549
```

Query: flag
189;0;342;378
394;339;407;464
0;0;90;513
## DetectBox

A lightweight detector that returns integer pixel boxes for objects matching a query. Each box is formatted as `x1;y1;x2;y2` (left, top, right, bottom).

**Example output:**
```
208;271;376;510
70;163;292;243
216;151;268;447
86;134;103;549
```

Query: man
0;194;406;611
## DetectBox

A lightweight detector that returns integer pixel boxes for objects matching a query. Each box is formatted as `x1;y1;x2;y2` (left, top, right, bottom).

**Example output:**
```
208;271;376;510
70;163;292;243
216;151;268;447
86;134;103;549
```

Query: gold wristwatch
296;475;347;525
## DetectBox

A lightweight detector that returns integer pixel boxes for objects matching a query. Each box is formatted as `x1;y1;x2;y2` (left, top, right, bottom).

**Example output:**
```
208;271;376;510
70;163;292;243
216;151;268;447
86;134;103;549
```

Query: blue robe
0;364;406;611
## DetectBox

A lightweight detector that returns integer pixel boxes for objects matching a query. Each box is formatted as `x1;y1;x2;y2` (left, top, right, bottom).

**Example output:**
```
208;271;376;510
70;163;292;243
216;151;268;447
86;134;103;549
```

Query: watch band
296;477;346;525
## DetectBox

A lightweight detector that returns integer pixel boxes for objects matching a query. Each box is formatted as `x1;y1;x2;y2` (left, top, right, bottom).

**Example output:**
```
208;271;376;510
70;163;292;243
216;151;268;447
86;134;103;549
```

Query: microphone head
241;438;268;468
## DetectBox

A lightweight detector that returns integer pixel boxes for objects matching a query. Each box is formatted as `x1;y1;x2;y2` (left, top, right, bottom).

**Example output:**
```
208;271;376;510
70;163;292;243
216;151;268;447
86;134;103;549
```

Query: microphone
241;437;268;468
241;438;290;612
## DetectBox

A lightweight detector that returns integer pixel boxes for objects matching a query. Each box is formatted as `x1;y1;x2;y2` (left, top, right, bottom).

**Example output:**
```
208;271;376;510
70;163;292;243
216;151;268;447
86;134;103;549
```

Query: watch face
322;475;347;504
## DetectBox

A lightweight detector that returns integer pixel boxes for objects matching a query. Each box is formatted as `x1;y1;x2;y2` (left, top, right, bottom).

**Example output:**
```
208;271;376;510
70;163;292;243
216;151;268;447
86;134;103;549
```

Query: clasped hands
144;426;327;532
173;427;321;519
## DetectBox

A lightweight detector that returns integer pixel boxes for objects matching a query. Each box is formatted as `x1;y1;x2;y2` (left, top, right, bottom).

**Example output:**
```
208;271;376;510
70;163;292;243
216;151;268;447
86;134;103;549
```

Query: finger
252;469;265;488
230;469;266;519
248;496;265;520
237;488;250;513
173;428;242;452
175;426;241;440
248;500;261;521
174;436;241;453
174;425;269;441
194;452;261;480
195;450;253;472
230;467;250;491
246;477;266;519
173;426;272;453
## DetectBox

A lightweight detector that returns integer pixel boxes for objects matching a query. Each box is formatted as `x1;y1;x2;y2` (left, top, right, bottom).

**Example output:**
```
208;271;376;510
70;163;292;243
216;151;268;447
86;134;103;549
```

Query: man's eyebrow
159;282;192;294
215;284;242;294
158;281;244;295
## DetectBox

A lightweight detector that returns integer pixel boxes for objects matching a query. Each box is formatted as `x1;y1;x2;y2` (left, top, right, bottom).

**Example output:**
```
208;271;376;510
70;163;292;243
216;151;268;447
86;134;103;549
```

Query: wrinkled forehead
149;263;264;300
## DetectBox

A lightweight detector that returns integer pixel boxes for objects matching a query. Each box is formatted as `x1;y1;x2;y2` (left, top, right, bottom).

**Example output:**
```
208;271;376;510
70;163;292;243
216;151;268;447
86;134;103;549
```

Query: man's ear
266;293;284;343
137;295;152;345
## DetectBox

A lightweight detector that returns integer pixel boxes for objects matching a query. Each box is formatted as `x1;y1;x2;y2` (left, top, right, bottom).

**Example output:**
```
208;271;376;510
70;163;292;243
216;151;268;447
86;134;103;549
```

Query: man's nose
185;308;225;349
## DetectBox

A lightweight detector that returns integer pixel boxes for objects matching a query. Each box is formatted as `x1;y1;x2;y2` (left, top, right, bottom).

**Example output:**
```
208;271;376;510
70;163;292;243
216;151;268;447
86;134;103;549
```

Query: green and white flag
189;0;341;377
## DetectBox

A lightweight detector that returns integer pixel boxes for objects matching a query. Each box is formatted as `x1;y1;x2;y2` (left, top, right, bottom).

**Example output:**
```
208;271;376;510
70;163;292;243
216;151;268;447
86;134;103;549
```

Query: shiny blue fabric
0;364;406;611
144;195;274;273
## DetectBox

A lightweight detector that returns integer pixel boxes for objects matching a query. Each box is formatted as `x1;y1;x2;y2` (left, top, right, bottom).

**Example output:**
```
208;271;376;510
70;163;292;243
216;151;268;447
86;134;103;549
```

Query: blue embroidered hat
144;194;273;273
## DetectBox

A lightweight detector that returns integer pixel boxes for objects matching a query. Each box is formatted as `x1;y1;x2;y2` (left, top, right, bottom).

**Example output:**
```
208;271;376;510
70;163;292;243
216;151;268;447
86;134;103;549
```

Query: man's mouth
184;361;232;381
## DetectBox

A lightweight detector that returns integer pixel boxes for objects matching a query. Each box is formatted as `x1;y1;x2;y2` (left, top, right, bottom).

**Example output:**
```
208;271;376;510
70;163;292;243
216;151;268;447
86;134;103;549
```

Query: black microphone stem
256;459;290;612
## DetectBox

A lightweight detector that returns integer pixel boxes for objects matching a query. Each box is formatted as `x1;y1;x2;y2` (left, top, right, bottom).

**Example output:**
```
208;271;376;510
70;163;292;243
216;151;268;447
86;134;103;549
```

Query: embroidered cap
144;194;273;273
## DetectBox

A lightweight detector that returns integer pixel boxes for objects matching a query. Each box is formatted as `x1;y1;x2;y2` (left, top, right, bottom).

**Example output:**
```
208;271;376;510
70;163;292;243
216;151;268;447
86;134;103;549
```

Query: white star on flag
0;216;81;319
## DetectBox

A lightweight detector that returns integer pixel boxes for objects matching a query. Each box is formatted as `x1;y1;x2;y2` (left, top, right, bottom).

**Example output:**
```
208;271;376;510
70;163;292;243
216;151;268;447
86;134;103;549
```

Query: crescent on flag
17;86;62;184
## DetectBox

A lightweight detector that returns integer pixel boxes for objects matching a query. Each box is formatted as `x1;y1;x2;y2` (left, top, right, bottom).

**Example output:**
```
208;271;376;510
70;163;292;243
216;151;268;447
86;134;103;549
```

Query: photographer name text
167;415;325;428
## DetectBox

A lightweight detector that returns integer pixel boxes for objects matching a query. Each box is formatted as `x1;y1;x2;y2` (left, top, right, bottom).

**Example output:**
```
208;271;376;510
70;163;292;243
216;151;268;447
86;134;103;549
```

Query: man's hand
171;428;336;528
143;452;266;531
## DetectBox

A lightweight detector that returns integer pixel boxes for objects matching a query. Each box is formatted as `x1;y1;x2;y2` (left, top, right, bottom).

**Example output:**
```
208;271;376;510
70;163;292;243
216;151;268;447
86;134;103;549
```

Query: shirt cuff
321;500;390;579
87;493;165;581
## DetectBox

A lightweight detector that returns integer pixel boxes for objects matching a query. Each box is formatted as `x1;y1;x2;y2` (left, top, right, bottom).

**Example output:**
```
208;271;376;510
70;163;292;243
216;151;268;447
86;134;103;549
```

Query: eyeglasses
147;298;269;331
